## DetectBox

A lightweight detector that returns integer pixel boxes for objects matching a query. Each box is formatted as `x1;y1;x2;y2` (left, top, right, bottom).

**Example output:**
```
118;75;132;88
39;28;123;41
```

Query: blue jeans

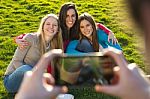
4;65;33;93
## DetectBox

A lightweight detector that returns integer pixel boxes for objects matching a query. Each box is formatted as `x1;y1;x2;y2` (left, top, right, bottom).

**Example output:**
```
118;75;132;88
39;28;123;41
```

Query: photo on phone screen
55;52;116;87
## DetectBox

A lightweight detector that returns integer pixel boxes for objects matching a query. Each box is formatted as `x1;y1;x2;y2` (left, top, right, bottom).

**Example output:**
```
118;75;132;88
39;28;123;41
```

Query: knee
17;65;33;73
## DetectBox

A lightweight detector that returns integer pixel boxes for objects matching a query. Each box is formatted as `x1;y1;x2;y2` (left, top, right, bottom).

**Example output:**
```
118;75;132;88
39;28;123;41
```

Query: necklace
46;43;50;50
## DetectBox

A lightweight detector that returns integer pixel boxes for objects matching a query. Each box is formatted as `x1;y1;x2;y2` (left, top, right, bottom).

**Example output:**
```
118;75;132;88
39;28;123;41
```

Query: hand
15;38;29;50
108;32;118;45
15;49;68;99
95;48;150;99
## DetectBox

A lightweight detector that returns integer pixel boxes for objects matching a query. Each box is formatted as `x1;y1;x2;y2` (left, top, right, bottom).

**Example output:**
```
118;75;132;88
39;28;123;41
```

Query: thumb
33;49;63;77
108;36;110;43
95;85;119;97
48;86;68;99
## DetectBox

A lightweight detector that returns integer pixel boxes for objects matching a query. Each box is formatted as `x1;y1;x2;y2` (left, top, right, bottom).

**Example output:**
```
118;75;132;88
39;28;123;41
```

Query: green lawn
0;0;145;98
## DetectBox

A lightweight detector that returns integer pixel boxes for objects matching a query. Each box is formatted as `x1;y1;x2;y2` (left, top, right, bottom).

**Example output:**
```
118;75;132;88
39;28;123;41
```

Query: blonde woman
4;14;63;93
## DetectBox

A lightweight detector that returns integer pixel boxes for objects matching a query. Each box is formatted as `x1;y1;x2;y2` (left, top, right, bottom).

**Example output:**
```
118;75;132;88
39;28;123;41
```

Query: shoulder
96;28;104;34
67;40;79;48
69;40;79;45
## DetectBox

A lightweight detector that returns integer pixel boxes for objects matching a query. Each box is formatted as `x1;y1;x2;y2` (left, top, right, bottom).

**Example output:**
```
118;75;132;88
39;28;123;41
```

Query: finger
115;38;118;45
111;39;114;44
43;73;55;85
108;37;110;43
111;66;120;84
33;49;63;77
47;86;68;99
113;39;116;45
103;48;128;71
95;84;119;96
20;39;27;42
18;41;29;46
20;41;30;45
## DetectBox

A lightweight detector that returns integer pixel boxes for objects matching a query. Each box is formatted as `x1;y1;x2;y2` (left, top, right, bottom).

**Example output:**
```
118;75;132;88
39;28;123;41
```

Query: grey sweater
5;33;49;75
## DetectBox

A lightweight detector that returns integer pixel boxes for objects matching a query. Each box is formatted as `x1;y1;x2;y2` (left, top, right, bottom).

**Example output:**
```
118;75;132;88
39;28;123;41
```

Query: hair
59;2;79;41
37;14;63;74
78;12;99;52
37;14;63;55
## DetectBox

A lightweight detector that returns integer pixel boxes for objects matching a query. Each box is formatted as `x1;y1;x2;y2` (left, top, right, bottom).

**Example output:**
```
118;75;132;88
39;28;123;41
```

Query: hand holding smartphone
55;52;117;87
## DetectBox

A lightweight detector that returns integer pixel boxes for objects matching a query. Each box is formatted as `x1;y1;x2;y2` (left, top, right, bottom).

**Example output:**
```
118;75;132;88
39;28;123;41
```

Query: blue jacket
66;29;122;54
96;29;122;50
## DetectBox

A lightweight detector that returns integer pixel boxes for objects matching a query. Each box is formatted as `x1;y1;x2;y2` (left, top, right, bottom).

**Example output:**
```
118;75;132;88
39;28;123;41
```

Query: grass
0;0;145;98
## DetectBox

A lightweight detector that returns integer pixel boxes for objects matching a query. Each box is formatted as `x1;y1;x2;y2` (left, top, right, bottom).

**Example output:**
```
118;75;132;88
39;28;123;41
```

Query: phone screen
55;53;116;87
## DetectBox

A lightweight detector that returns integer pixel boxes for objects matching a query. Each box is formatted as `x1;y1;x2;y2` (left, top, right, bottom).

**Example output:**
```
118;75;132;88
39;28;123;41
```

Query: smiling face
43;17;58;38
80;19;93;38
65;8;76;29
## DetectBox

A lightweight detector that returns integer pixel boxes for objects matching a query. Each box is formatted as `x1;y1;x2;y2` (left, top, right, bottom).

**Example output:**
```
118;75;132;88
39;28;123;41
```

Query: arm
97;29;122;50
66;40;84;54
13;34;33;68
97;23;111;35
14;34;30;50
97;23;118;44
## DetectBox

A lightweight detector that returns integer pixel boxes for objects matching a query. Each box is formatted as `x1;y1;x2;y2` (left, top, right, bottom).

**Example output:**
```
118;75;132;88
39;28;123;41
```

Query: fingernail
95;85;101;91
62;86;68;93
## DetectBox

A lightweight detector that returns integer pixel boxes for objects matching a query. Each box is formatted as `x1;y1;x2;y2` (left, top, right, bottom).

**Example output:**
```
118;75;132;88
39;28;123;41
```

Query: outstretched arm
66;40;84;54
97;23;118;44
97;29;122;50
14;34;29;50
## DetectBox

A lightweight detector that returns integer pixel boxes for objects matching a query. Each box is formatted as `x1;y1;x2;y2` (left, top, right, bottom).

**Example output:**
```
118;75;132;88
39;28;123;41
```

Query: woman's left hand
108;32;118;45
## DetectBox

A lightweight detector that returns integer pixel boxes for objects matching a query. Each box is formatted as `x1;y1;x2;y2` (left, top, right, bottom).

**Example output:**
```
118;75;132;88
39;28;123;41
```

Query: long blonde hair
37;14;63;76
37;14;63;55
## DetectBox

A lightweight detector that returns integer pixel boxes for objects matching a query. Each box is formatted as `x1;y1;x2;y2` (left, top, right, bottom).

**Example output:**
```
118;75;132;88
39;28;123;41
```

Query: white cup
56;94;74;99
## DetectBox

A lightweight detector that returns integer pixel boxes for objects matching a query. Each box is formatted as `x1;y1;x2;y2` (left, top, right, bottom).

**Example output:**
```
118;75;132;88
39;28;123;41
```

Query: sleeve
97;29;122;50
12;34;33;68
17;34;26;39
97;23;111;35
66;40;84;54
97;29;109;43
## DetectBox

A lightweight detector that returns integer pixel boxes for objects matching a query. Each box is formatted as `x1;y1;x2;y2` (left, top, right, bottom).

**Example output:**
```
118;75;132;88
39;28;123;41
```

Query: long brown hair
78;12;99;52
59;2;79;41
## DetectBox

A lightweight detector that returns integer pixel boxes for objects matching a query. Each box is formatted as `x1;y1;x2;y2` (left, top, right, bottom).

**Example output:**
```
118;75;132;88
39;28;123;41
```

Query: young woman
58;2;79;51
66;12;122;54
4;14;63;93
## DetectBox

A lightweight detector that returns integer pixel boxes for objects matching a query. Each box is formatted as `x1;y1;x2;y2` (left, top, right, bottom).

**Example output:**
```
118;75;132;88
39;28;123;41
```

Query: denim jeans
4;65;33;93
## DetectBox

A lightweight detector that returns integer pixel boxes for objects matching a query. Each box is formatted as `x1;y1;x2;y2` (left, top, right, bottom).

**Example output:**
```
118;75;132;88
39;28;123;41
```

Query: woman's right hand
15;49;68;99
15;38;30;50
95;48;150;99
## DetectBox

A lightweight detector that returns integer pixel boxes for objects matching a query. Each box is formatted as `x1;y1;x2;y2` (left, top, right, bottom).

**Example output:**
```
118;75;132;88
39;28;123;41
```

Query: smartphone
55;52;116;87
